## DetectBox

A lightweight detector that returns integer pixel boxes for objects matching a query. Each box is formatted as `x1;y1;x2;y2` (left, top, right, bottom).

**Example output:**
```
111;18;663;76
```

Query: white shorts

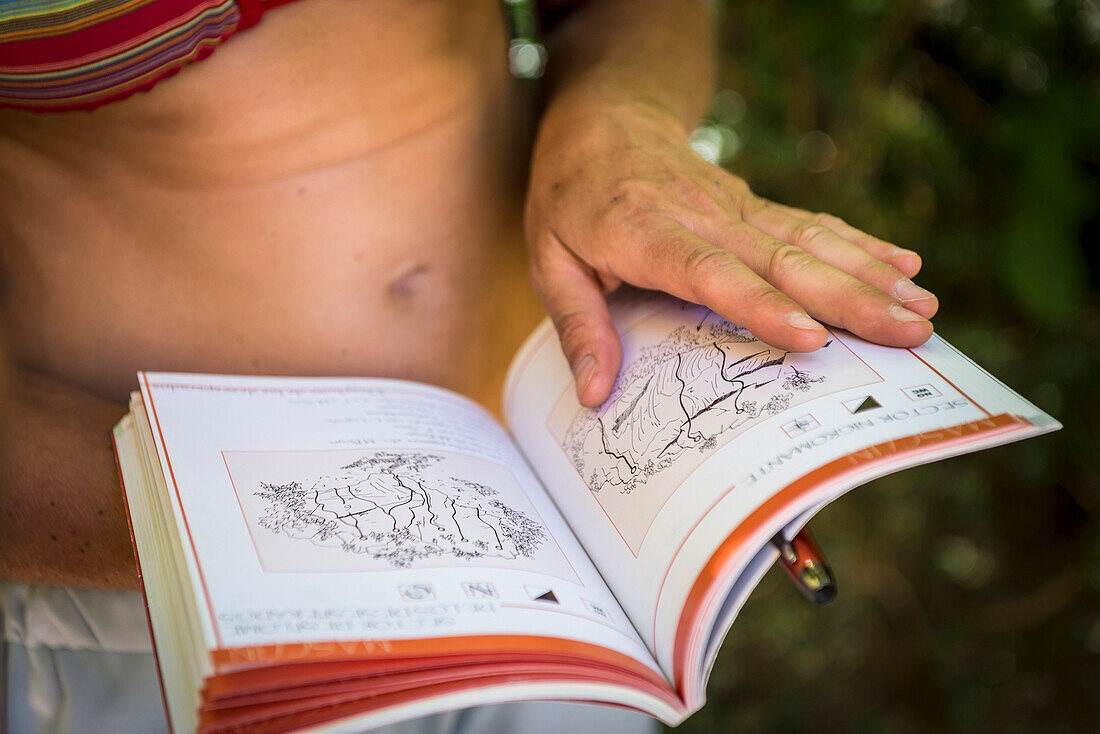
1;582;659;734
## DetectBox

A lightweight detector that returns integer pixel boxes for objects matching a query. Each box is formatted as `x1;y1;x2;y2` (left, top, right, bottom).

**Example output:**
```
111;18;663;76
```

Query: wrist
548;81;690;130
535;87;691;161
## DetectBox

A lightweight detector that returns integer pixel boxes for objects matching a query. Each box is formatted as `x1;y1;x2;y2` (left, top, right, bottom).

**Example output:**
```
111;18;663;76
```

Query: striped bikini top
0;0;300;112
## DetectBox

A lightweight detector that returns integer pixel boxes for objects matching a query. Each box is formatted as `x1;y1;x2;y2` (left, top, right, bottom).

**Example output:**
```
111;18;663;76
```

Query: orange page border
209;634;673;693
670;412;1028;691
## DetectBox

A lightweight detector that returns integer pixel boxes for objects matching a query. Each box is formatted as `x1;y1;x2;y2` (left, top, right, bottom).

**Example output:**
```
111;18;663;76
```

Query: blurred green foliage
671;1;1100;732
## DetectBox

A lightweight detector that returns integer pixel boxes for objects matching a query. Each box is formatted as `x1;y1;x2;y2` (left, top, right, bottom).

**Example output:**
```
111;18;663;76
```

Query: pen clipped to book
771;527;837;604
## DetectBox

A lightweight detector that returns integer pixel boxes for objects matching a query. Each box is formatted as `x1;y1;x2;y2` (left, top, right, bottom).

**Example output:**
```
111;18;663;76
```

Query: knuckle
813;212;847;230
851;283;892;319
684;246;731;302
831;309;851;332
737;195;766;220
674;177;721;213
724;175;753;197
554;310;596;356
855;257;900;286
765;243;812;283
747;285;792;313
791;221;834;249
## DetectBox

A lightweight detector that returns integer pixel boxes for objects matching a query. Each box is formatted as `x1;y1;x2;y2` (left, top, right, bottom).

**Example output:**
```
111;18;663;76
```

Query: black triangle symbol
854;396;881;413
534;590;559;604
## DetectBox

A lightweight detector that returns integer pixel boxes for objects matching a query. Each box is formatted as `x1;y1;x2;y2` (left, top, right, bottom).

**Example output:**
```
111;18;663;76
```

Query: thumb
529;236;623;407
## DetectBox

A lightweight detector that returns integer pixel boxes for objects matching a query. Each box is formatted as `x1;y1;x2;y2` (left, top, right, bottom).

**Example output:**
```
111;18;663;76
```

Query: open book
112;293;1059;733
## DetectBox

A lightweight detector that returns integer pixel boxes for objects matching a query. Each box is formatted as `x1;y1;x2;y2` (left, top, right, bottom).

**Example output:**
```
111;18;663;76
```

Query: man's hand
524;100;937;408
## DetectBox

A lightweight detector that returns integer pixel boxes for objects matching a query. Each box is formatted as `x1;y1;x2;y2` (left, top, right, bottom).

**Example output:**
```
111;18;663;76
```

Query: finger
529;233;623;407
740;199;938;319
708;220;933;347
759;200;923;278
605;219;830;353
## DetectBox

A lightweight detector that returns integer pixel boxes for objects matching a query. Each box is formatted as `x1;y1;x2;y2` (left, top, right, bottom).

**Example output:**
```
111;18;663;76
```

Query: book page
137;373;659;675
504;292;1058;684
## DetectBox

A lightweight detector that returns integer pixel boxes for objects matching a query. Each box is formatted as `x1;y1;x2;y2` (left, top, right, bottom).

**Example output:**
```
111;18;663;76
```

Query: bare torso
0;0;545;416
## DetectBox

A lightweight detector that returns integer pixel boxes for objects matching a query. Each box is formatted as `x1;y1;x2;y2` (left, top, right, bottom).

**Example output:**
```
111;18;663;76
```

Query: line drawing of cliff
252;451;547;568
561;311;833;497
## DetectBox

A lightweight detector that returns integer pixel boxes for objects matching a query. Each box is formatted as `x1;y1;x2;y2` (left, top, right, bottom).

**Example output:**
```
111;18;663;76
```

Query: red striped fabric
0;0;294;111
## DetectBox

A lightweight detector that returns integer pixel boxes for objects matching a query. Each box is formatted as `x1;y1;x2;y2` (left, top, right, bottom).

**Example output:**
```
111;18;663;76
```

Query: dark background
673;1;1099;732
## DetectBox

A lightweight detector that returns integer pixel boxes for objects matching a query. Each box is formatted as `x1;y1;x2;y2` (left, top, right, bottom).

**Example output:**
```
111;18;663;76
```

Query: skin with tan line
0;0;935;590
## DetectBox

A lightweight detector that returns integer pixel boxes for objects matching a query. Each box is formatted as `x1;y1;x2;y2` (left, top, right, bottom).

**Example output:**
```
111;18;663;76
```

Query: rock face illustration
254;451;546;568
562;315;832;497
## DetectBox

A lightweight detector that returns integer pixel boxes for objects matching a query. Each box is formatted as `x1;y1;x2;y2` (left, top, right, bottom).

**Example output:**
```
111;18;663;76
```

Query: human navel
388;264;430;298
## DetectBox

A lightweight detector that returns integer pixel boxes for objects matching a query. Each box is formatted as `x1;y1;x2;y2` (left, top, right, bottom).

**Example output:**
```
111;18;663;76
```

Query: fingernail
573;354;597;398
894;278;934;302
787;312;824;331
890;304;927;323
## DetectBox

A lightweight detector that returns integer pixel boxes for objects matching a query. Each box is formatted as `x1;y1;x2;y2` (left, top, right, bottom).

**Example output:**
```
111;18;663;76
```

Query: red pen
771;527;837;604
